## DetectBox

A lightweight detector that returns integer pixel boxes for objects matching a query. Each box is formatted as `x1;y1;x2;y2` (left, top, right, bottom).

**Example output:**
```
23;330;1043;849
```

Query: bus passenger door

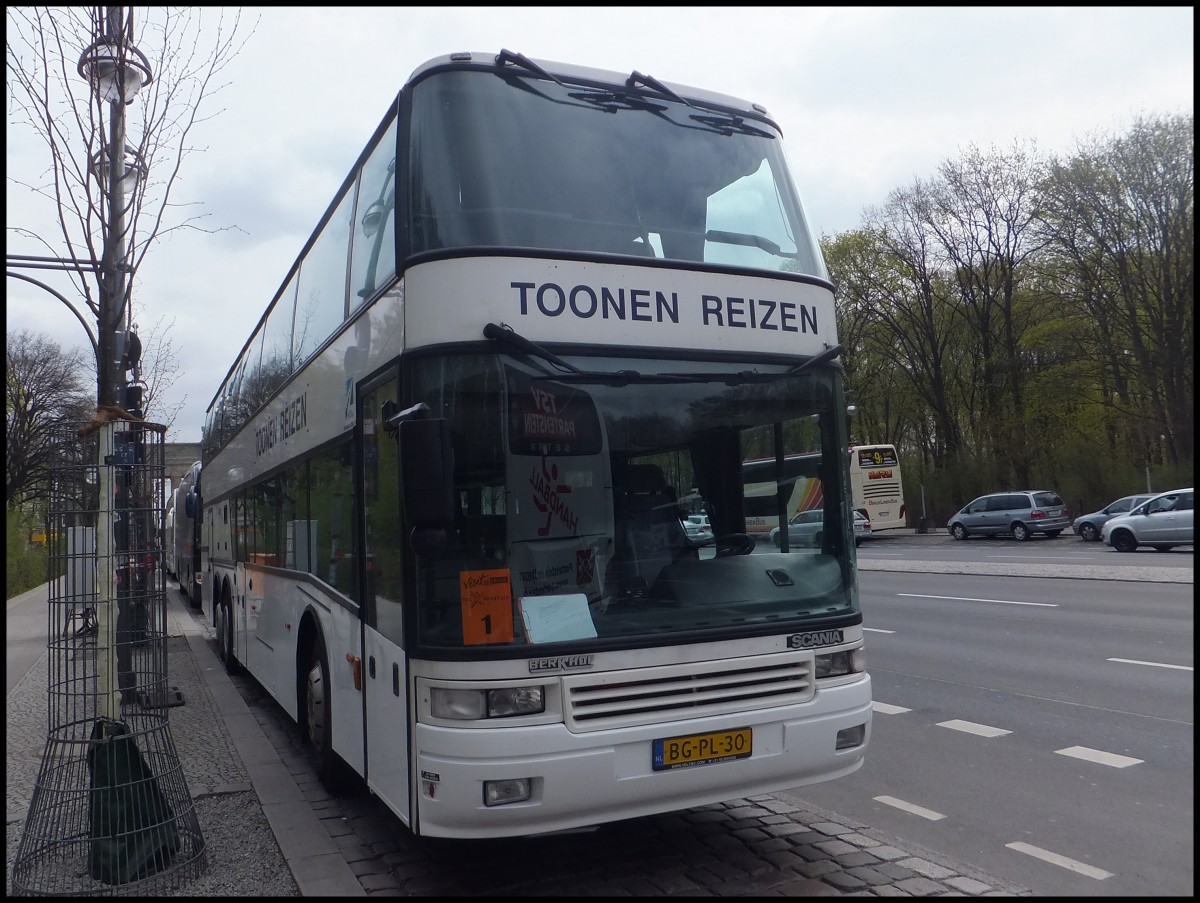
358;376;412;828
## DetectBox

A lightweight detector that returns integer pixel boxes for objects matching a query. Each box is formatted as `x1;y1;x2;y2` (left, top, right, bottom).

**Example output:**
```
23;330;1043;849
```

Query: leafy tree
1038;112;1194;469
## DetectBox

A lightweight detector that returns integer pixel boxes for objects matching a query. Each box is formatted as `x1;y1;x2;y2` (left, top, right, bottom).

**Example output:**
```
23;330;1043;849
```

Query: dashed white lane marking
1055;746;1143;768
872;702;911;715
863;626;895;633
937;719;1011;738
1006;841;1114;879
1108;657;1193;671
874;795;945;820
897;593;1056;608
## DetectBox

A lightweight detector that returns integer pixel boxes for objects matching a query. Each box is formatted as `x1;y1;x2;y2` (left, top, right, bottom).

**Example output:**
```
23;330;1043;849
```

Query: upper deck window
407;69;828;280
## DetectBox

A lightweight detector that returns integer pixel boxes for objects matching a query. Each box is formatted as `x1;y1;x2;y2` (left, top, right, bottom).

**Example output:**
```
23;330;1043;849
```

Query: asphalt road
794;568;1193;896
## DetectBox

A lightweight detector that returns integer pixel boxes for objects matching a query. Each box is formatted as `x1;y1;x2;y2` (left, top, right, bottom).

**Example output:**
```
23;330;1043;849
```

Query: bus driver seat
611;463;691;595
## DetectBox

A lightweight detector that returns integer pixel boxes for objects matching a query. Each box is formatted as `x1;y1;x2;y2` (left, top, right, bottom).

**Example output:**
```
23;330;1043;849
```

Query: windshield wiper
668;344;844;384
689;113;774;138
485;323;839;386
568;89;668;114
484;323;690;385
786;343;843;375
495;49;565;87
626;70;695;109
483;322;580;373
705;229;795;258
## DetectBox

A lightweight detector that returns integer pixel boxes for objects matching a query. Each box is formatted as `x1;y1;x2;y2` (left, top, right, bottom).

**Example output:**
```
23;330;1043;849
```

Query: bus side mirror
400;417;455;534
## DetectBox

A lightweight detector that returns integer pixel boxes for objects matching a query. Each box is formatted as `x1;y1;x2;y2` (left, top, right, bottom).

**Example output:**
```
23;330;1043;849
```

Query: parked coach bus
174;460;202;608
198;50;870;839
743;442;906;536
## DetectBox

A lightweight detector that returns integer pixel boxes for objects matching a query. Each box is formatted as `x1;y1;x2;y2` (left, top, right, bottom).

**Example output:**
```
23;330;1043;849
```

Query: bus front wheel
303;633;342;789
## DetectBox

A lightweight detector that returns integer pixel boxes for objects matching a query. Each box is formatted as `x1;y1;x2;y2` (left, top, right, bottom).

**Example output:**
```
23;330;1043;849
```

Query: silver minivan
947;490;1070;541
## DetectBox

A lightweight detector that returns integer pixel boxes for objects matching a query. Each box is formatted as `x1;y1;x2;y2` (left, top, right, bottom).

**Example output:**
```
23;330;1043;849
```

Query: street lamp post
79;6;152;410
11;8;206;894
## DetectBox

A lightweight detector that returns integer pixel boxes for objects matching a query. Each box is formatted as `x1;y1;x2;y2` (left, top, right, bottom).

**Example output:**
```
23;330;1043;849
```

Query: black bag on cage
86;717;181;885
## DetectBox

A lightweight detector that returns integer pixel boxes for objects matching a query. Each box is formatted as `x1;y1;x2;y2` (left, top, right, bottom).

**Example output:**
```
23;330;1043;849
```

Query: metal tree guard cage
11;419;206;895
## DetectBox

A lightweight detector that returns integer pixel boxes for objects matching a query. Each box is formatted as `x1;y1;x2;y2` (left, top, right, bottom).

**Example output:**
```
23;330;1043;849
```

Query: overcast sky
6;6;1194;445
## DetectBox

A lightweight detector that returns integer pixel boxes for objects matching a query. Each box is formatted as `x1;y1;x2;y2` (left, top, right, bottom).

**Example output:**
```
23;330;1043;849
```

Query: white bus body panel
364;625;412;829
403;634;871;839
404;257;838;355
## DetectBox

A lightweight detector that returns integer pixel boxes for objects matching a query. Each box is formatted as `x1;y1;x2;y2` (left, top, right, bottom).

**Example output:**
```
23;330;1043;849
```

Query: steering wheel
714;533;755;557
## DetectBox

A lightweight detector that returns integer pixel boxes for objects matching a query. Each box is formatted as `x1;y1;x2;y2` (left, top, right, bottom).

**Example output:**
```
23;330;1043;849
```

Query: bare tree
130;307;186;431
5;330;94;505
6;6;258;408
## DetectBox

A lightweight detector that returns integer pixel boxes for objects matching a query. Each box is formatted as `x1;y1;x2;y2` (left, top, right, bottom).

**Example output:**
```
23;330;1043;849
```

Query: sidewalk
5;583;361;897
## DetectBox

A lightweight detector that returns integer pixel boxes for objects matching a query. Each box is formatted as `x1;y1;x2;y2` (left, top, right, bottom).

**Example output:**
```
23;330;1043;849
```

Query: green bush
6;505;48;598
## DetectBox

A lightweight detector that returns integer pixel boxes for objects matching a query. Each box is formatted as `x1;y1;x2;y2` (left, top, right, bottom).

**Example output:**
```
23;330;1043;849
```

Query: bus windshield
407;68;828;279
406;351;856;651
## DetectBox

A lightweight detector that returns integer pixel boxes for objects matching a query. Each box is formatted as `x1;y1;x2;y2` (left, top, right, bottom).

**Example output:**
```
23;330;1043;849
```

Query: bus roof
405;50;782;132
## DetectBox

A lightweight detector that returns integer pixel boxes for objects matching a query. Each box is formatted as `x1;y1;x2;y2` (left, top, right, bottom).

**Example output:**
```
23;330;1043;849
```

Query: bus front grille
562;651;814;732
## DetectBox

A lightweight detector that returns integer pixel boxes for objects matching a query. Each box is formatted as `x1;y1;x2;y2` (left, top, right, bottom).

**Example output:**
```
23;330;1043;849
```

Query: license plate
652;727;752;771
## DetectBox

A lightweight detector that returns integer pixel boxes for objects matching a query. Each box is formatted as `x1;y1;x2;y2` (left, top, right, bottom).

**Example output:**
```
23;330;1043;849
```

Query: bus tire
303;632;342;790
216;599;239;675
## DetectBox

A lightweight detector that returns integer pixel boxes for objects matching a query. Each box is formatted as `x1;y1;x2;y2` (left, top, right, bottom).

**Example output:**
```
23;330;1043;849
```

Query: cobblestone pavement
7;624;298;897
228;649;1031;897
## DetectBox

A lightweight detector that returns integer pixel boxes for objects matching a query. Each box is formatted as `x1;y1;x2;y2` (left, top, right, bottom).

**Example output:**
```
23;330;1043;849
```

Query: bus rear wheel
216;599;239;675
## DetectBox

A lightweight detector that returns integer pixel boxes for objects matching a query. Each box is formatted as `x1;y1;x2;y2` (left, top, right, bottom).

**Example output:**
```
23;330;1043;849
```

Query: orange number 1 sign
459;568;515;645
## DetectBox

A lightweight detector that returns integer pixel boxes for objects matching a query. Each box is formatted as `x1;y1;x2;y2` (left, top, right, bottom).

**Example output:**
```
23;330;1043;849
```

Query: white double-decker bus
199;50;870;839
743;443;906;535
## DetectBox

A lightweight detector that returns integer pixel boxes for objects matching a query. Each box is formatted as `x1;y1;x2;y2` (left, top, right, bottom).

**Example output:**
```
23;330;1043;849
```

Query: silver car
1072;493;1154;542
771;508;824;548
947;490;1070;542
1101;487;1194;552
771;509;870;548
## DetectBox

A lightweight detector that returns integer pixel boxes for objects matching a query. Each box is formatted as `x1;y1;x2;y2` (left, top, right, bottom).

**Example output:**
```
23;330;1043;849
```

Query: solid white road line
1107;657;1193;671
897;593;1056;607
1005;841;1114;879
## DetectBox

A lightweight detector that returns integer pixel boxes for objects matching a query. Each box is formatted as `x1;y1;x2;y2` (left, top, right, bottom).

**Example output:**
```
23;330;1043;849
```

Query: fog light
836;724;866;750
484;778;532;806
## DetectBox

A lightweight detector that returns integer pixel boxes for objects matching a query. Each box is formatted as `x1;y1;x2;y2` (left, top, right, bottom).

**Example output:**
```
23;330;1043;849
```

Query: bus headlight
815;647;866;679
430;685;546;719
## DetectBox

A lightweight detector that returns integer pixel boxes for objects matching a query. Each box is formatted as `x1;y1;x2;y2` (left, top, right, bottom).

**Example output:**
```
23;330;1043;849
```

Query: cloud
7;6;1193;444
